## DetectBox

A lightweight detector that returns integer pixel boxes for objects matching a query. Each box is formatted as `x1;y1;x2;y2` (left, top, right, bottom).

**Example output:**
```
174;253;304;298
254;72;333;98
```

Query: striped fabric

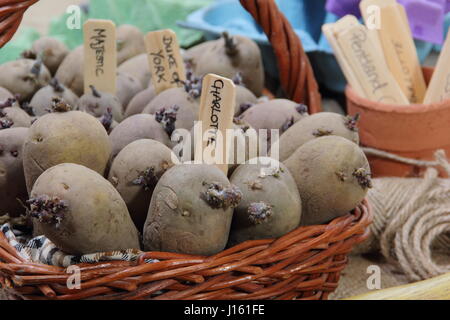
0;223;157;267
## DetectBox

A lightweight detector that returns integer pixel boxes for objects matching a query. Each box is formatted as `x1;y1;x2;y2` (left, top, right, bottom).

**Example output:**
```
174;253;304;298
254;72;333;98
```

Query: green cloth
0;28;41;64
0;0;211;63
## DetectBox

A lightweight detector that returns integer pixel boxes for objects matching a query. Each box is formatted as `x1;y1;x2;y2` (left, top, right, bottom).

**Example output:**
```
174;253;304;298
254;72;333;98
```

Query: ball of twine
361;148;450;282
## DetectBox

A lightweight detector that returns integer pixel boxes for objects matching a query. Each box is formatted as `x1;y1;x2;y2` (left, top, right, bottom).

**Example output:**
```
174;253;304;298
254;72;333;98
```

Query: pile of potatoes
0;28;372;257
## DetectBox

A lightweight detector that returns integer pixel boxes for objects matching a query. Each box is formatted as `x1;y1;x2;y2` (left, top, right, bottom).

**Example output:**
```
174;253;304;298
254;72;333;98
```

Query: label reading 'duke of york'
83;19;117;95
145;29;186;94
195;74;236;175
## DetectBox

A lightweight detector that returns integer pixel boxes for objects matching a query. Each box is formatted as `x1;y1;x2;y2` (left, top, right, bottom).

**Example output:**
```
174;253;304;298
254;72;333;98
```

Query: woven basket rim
0;200;372;300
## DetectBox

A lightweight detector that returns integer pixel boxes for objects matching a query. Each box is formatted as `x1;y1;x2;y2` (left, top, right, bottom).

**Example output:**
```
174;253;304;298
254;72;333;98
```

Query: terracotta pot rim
345;66;450;115
345;85;450;115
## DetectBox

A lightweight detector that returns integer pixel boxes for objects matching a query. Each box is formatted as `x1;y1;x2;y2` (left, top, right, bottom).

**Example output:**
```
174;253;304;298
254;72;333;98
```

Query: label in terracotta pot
337;23;409;105
145;29;186;94
359;0;397;63
375;4;426;104
424;32;450;104
323;16;365;97
194;74;236;175
83;19;117;95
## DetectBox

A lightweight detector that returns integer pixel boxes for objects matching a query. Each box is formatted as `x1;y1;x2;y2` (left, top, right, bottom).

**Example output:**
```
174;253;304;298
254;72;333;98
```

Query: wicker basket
0;0;372;300
0;0;38;48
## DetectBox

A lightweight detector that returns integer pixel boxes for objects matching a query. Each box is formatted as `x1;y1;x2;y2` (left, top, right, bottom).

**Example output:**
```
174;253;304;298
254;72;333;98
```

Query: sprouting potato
30;78;78;116
29;163;140;255
27;37;69;75
124;86;157;118
229;157;302;245
116;24;146;65
76;85;124;123
187;32;264;97
0;128;29;217
0;59;51;102
143;86;200;117
234;84;258;116
55;45;84;96
239;99;309;131
0;101;32;129
23;100;111;193
277;112;360;161
116;72;143;109
284;136;372;226
108;139;175;231
118;53;152;88
109;114;172;162
143;164;242;255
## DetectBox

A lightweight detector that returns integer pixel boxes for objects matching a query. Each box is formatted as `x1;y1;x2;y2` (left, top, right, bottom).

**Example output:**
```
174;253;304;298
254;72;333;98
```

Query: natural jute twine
361;148;450;282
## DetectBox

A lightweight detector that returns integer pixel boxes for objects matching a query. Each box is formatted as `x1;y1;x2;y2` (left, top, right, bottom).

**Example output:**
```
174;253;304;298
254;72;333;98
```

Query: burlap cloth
330;149;450;299
330;252;450;300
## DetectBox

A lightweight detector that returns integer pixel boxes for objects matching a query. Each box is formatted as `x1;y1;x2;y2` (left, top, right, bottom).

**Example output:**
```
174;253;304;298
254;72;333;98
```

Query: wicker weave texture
240;0;322;113
0;0;38;48
0;202;372;300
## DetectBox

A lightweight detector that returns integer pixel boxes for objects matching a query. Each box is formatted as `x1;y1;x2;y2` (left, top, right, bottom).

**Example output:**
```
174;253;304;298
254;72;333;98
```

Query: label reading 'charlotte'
145;29;186;94
83;19;117;95
195;74;236;175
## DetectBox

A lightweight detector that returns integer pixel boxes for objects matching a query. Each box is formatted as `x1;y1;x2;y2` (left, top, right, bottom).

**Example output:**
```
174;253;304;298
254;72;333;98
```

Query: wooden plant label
424;31;450;104
332;15;359;34
377;4;426;104
145;29;186;94
323;17;365;97
83;19;117;95
194;74;236;175
359;0;394;63
360;0;410;35
336;23;409;105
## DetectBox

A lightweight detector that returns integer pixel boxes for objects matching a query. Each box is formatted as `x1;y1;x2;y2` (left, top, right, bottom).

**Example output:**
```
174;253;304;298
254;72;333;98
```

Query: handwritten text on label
89;28;106;77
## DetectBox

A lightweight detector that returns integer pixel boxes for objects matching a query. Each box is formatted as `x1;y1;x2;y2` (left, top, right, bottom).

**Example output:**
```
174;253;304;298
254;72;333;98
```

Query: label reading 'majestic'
83;19;117;95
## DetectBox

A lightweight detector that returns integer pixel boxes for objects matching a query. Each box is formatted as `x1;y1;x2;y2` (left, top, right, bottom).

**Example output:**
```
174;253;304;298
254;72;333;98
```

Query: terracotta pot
346;67;450;177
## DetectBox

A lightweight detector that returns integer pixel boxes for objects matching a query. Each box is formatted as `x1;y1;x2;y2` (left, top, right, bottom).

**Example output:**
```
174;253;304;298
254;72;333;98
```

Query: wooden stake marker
359;0;394;65
323;16;365;97
378;4;426;104
83;19;117;95
424;31;450;104
145;29;186;94
360;0;410;35
336;23;409;105
360;1;426;104
194;74;236;175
